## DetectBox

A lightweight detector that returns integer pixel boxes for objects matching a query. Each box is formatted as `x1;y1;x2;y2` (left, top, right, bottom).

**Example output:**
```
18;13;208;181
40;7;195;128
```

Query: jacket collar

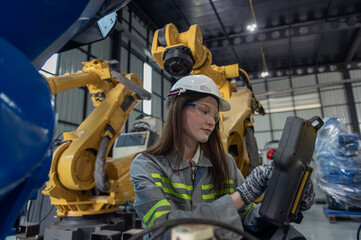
167;148;213;170
198;150;213;167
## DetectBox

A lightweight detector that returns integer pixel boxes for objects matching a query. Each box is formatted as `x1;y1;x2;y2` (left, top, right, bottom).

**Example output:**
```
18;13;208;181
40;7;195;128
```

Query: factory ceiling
128;0;361;80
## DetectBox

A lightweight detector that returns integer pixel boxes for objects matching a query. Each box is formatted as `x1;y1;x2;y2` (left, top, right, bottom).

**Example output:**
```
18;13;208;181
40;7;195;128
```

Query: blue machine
314;117;361;211
0;0;107;237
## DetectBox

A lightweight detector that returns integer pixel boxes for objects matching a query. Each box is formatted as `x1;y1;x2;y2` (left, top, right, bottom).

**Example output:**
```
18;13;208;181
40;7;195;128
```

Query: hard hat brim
169;75;232;112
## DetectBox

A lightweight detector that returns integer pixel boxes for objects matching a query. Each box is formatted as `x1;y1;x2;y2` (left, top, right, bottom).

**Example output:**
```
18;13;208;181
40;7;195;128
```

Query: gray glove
236;161;314;211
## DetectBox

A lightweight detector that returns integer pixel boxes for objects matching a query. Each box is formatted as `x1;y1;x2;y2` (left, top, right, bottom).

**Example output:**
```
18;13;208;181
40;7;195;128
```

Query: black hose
39;206;55;224
94;136;110;192
282;222;290;240
148;226;171;240
357;223;361;240
128;218;259;240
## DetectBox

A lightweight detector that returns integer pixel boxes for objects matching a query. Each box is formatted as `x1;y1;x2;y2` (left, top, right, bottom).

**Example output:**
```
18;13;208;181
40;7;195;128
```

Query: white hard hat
168;75;231;111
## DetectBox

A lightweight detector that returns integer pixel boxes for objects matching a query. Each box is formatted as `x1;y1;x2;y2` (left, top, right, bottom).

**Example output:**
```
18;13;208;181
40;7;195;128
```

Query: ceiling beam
204;13;361;42
254;77;361;97
344;27;361;64
210;34;319;52
171;0;191;28
128;1;159;30
203;16;361;49
246;60;361;79
208;0;240;64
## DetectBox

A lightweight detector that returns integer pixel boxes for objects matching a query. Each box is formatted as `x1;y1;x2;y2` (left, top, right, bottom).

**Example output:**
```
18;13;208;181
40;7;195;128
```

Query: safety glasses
186;103;220;123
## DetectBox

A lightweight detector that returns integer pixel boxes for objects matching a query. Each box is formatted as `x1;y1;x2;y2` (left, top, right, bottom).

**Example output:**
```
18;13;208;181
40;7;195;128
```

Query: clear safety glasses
186;103;220;123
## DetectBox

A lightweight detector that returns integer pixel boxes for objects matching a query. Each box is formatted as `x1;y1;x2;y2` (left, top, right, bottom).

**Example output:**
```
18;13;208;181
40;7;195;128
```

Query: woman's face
182;96;219;145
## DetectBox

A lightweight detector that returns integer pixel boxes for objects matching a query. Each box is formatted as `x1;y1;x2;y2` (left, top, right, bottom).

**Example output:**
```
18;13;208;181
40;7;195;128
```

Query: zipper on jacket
191;160;196;181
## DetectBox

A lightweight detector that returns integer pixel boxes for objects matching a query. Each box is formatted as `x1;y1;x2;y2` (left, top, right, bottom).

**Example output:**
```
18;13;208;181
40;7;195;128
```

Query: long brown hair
144;91;230;193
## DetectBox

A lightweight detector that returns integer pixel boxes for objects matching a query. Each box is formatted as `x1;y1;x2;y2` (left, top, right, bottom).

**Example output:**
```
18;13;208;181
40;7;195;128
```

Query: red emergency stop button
267;148;276;160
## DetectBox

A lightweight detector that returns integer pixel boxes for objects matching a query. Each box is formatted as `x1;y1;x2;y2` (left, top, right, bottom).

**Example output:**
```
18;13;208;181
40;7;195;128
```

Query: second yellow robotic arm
43;59;151;217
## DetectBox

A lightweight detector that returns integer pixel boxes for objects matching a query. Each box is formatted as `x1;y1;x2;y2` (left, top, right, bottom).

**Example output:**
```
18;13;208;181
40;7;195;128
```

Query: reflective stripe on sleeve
201;179;235;200
148;210;170;228
242;202;256;217
201;179;234;190
143;199;171;228
202;188;235;200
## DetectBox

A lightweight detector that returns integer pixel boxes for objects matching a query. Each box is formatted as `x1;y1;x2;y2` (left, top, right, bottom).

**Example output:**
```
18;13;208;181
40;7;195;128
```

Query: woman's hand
230;191;246;210
233;162;274;207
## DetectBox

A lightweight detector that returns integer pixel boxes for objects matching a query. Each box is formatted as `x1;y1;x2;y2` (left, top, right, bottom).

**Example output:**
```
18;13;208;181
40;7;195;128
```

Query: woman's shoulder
131;152;161;174
133;152;150;160
132;152;171;168
133;152;160;163
131;152;175;178
223;151;237;164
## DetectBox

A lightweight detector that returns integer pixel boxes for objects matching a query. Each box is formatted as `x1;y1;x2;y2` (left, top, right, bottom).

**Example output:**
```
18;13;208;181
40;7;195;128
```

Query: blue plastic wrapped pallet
313;117;361;211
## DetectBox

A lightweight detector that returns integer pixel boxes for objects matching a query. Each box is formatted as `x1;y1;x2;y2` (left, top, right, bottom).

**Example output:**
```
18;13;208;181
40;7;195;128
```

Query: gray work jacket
130;150;245;239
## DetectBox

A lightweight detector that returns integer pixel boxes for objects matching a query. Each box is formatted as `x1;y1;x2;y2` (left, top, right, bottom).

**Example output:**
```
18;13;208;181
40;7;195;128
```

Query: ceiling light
330;65;338;71
261;71;269;78
318;66;326;73
296;69;304;75
246;24;257;32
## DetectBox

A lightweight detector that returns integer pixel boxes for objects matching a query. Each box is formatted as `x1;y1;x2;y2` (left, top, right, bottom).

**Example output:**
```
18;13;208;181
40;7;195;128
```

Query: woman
130;74;313;239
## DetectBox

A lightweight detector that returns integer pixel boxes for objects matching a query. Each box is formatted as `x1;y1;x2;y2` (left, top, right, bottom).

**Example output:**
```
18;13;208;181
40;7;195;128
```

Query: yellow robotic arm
152;23;264;176
42;59;150;217
151;23;239;99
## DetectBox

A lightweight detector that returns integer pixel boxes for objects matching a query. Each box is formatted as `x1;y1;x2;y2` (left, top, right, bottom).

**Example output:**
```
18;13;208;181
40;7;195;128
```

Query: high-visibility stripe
151;173;162;178
202;188;235;200
201;180;234;190
152;177;192;200
226;189;235;193
242;203;256;217
202;193;216;200
163;187;192;200
152;173;193;190
148;210;170;228
143;199;171;225
172;182;193;190
202;184;213;190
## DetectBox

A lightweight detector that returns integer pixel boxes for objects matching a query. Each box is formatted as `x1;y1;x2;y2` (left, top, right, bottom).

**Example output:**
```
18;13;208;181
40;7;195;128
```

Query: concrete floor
294;172;361;240
295;203;361;240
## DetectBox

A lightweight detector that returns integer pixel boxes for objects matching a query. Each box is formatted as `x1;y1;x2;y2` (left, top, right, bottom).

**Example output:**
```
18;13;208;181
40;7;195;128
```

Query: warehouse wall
253;70;361;153
350;69;361;131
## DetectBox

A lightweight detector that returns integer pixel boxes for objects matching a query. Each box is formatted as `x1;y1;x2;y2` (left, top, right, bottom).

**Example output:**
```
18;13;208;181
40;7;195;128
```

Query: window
143;63;152;115
39;54;58;77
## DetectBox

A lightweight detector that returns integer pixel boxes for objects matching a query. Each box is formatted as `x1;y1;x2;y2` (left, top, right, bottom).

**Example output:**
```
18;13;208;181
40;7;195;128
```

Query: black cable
128;218;259;240
148;226;171;240
357;223;361;240
37;194;45;224
38;205;55;224
282;222;290;240
94;136;111;192
54;132;64;141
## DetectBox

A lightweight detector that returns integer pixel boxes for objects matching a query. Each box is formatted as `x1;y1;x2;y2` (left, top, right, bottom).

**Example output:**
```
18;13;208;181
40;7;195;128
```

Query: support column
343;69;360;137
